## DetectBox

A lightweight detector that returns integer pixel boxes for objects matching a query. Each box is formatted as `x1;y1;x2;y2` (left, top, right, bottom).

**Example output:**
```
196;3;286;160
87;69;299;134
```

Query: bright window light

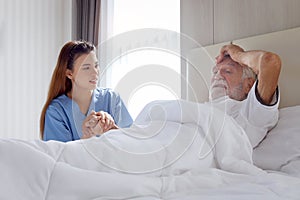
106;0;180;119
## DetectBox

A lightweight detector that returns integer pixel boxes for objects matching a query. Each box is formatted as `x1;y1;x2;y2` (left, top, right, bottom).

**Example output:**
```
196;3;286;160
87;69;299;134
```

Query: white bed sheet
1;100;300;200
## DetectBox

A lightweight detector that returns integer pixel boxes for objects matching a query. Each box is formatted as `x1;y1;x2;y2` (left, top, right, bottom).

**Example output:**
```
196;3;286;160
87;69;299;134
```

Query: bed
1;28;300;200
186;26;300;176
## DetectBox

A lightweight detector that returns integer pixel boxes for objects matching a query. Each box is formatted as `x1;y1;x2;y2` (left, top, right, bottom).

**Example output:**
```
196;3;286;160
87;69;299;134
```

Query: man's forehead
216;57;242;69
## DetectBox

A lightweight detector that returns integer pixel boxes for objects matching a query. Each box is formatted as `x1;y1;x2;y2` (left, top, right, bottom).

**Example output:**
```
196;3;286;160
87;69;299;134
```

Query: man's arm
216;44;281;105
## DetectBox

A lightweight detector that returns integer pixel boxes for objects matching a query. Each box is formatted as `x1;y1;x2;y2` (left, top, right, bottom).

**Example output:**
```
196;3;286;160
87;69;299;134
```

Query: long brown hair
40;40;95;139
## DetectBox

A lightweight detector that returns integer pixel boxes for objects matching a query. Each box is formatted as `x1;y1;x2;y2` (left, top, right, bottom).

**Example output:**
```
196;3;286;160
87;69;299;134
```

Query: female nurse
40;40;133;142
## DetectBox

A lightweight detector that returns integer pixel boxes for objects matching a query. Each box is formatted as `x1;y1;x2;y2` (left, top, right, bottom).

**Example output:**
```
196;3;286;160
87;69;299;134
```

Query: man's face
210;57;248;101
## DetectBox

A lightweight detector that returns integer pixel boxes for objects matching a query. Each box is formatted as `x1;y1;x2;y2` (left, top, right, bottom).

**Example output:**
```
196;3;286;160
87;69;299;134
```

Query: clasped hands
81;110;118;139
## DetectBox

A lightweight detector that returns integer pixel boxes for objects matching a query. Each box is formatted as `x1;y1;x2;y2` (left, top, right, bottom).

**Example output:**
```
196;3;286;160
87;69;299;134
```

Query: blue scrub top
43;88;133;142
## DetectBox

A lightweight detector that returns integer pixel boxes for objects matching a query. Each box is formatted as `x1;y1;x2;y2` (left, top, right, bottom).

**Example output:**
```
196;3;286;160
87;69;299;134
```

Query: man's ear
66;69;73;80
243;78;255;94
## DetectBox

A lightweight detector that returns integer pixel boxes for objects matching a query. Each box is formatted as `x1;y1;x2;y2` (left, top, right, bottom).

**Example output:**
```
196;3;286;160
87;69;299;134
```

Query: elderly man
210;44;281;148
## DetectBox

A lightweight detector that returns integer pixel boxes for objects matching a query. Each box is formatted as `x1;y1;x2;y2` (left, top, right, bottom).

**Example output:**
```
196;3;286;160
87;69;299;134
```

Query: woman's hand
81;111;118;139
81;110;101;139
94;111;118;133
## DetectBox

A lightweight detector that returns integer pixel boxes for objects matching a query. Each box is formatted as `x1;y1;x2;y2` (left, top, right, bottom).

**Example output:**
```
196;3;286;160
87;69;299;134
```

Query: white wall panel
181;0;300;45
214;0;300;43
180;0;213;47
180;0;213;99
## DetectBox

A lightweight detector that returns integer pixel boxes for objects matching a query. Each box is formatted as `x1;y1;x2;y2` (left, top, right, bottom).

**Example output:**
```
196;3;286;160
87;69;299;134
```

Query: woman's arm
44;107;73;142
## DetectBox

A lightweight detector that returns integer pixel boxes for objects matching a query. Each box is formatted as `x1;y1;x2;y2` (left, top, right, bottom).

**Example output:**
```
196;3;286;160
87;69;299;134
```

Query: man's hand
216;44;245;65
215;43;281;105
215;44;257;74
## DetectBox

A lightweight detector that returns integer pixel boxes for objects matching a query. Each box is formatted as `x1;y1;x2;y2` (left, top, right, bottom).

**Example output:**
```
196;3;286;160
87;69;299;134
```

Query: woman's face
67;51;99;91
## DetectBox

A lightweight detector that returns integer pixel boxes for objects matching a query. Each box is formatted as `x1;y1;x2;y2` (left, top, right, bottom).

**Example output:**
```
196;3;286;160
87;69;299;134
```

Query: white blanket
1;100;299;200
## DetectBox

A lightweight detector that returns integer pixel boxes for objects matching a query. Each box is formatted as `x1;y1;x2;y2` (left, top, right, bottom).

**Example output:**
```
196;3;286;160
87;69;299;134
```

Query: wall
181;0;300;46
0;0;72;139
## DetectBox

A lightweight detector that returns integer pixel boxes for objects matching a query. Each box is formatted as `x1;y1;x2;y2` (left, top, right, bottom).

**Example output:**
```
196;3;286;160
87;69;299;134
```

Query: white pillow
253;105;300;176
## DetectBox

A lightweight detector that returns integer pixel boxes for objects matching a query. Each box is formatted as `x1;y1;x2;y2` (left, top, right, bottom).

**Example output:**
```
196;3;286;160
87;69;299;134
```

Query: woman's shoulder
48;94;71;110
95;87;119;97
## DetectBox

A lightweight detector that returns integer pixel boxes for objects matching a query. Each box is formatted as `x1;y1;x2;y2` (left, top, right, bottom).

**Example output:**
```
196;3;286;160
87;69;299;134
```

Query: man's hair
223;54;257;80
242;66;257;80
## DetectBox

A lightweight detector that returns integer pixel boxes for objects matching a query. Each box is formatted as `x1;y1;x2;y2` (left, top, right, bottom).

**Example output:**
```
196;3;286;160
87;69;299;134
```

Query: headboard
186;27;300;108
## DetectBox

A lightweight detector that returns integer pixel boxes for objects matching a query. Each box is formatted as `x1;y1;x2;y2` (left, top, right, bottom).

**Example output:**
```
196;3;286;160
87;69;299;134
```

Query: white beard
209;80;228;101
210;80;246;101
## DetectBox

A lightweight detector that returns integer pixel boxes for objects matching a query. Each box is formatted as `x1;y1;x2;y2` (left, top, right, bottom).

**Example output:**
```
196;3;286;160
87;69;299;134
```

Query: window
100;0;180;119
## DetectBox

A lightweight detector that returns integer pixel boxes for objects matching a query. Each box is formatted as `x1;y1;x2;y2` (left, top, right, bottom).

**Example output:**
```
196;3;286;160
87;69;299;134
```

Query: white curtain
0;0;72;140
